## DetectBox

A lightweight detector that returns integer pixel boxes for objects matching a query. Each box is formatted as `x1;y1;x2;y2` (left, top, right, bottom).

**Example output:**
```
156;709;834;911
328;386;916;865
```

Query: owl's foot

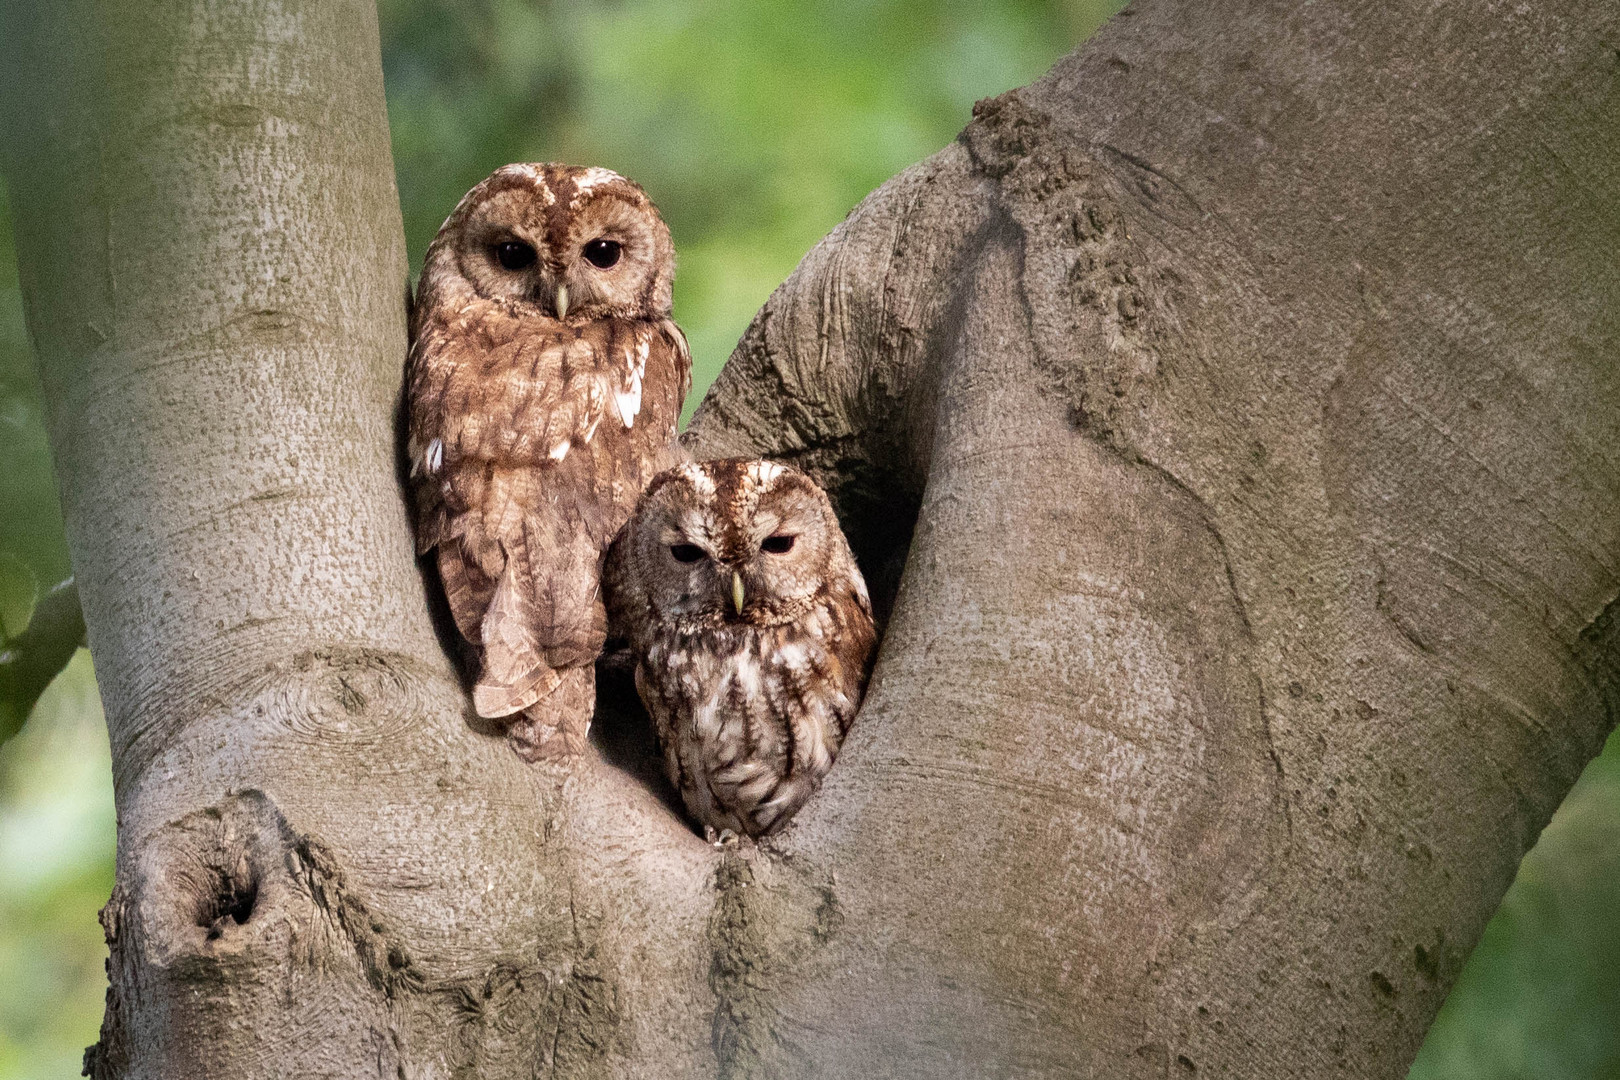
704;826;740;849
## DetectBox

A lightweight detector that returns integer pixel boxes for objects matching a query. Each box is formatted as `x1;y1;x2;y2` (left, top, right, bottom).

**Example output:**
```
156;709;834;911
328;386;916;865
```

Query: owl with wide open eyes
605;458;877;840
407;163;691;761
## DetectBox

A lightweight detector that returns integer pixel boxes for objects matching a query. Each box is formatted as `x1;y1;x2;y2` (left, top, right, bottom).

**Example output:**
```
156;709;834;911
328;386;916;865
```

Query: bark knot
963;88;1172;449
84;790;425;1078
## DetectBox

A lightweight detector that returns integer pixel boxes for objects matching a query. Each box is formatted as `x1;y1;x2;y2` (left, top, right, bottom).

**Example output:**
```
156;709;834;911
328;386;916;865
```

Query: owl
605;459;877;840
407;164;691;761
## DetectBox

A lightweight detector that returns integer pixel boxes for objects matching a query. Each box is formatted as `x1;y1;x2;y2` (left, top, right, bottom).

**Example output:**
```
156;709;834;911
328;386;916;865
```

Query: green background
2;2;1617;1076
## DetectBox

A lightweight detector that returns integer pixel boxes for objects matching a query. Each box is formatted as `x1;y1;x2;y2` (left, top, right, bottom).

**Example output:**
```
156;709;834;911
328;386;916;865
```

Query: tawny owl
407;164;691;761
605;459;877;839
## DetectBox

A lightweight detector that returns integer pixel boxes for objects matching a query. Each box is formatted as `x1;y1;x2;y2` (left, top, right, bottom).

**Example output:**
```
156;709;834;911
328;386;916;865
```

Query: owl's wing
472;505;609;719
828;578;879;731
660;318;693;407
600;527;637;645
405;316;461;557
520;507;609;671
473;535;562;718
437;544;495;644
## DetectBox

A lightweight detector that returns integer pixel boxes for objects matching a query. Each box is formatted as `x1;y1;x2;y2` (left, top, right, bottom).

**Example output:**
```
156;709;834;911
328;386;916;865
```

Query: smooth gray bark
2;0;1617;1077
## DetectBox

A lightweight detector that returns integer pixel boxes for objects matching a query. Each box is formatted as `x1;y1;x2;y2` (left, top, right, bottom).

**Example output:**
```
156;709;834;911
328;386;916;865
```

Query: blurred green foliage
1410;734;1620;1080
382;0;1124;407
1;3;1619;1076
0;188;69;594
0;654;112;1080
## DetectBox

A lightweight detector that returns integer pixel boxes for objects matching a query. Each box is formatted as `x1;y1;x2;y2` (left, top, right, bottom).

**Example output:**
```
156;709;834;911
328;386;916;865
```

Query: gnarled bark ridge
2;0;1617;1076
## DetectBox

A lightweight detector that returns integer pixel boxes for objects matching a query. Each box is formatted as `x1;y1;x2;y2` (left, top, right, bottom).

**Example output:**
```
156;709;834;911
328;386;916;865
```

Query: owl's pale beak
554;283;570;320
731;570;746;615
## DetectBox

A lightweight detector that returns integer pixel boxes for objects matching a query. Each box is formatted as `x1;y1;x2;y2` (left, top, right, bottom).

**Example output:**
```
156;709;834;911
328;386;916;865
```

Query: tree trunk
4;0;1617;1076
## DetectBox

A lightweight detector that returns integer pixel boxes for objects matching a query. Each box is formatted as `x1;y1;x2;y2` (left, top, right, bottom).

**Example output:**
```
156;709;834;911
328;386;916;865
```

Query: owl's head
419;163;674;322
619;459;867;629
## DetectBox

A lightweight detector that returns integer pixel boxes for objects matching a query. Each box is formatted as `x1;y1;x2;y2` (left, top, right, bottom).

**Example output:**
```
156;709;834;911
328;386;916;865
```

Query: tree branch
4;0;1618;1075
0;577;85;742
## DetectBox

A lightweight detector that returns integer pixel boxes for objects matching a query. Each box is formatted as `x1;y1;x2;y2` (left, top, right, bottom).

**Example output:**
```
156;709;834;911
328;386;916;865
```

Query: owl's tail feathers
506;666;596;762
472;666;559;718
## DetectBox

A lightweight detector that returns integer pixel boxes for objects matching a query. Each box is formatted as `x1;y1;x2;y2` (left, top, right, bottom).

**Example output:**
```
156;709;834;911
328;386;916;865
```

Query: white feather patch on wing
549;439;571;461
614;335;650;429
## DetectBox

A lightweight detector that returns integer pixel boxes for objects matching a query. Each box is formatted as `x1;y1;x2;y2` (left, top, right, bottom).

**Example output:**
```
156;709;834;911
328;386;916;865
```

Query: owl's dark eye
761;534;796;555
495;241;536;270
670;543;705;564
583;238;622;269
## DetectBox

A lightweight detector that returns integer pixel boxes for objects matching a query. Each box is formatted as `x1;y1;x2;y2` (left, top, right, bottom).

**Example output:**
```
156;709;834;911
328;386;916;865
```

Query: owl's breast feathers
411;302;686;478
409;301;686;538
404;298;690;727
632;581;876;837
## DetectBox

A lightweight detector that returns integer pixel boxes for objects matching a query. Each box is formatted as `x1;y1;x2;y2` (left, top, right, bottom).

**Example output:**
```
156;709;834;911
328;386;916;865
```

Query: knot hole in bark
196;849;258;941
89;790;429;1076
139;791;289;957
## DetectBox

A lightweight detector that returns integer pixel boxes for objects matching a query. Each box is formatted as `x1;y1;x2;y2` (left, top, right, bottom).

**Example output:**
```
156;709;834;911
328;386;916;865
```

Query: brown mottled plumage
606;459;877;839
408;164;690;761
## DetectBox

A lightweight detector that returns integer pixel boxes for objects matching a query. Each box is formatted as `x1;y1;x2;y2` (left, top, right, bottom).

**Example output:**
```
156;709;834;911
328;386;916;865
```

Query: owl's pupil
761;535;796;554
495;241;536;270
670;543;705;564
583;238;622;269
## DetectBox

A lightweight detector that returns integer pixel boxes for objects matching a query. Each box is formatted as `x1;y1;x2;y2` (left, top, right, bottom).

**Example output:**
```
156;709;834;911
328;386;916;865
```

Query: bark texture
2;0;1618;1076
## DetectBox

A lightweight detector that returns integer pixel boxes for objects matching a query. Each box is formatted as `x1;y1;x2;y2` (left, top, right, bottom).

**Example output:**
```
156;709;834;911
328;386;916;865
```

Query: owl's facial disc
631;460;843;628
654;521;770;623
565;234;625;315
739;511;824;617
549;239;620;319
419;163;673;322
553;191;671;320
650;528;725;619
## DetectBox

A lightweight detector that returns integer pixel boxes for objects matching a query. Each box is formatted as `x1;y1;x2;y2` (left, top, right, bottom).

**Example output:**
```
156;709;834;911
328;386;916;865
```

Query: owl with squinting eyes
606;459;877;840
407;164;690;761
